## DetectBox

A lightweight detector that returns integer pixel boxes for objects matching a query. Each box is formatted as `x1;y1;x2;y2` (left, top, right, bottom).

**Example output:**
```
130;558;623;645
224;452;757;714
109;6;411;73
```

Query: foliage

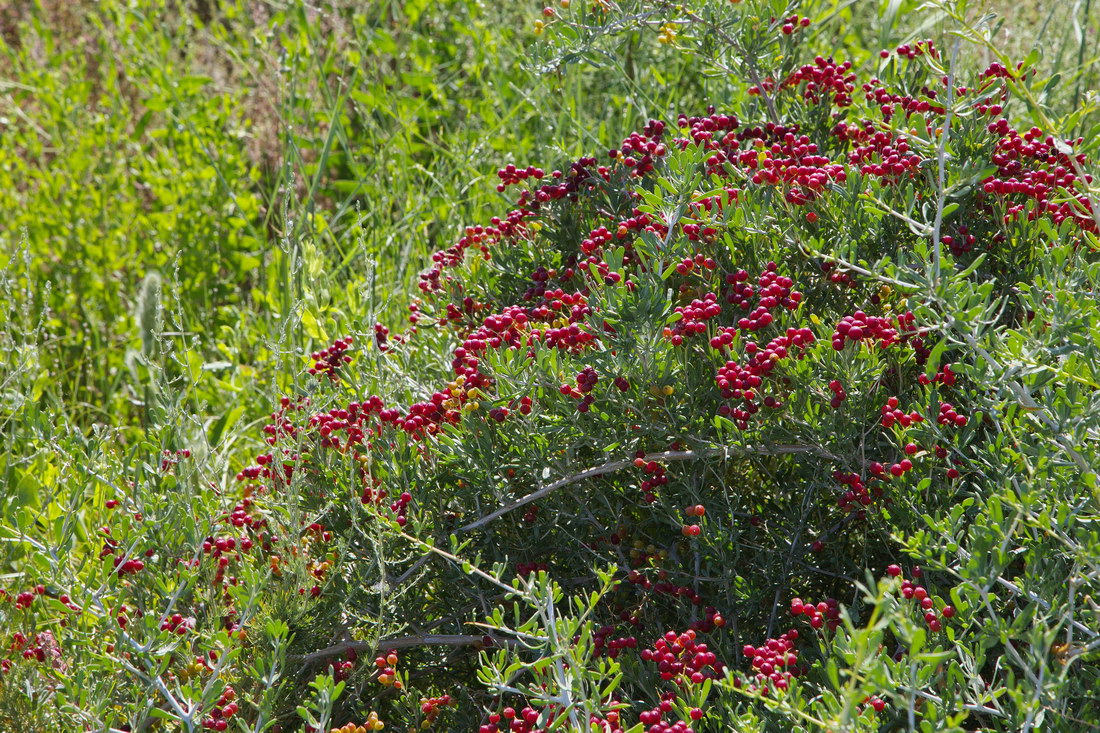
1;0;1100;732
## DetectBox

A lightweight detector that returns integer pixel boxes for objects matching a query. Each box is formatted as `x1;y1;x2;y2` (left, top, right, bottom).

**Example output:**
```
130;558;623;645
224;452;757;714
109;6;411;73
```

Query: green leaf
301;308;325;340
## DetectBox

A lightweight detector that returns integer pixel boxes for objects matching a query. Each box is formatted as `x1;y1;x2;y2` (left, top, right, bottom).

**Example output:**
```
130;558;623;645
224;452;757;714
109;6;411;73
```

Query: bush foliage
2;1;1100;732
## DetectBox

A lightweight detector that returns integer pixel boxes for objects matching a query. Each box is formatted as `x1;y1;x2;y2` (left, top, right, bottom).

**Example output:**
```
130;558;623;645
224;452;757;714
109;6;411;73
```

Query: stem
931;37;961;286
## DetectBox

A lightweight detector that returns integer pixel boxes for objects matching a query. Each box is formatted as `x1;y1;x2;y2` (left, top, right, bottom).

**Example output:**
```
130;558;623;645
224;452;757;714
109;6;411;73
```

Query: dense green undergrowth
2;0;1100;731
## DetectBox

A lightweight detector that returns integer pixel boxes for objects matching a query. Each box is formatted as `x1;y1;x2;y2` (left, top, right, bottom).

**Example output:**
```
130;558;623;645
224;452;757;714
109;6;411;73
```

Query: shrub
2;1;1099;732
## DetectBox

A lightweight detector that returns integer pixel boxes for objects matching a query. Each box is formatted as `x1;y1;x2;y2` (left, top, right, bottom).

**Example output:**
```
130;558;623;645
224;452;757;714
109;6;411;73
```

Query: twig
386;554;432;592
911;688;1006;719
459;444;838;532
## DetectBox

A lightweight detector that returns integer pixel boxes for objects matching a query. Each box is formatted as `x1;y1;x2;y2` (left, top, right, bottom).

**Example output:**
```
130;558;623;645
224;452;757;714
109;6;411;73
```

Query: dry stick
459;444;839;533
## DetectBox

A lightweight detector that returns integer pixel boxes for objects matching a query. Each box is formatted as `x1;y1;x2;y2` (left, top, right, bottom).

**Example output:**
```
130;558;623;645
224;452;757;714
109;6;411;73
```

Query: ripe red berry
941;605;956;618
887;564;902;577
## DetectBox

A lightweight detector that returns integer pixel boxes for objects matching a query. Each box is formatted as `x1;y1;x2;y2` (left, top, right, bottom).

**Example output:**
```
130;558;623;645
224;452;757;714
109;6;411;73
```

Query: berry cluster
833;470;882;516
784;56;855;106
160;448;192;472
309;336;354;380
791;596;841;631
634;455;669;503
8;631;63;669
831;311;901;350
374;650;402;689
640;629;725;684
886;565;955;632
637;693;696;733
593;624;638;659
159;613;194;635
419;695;455;725
680;503;706;537
327;716;384;733
201;686;238;731
779;14;811;35
714;326;815;428
560;366;600;412
665;292;721;345
937;401;968;427
827;379;846;409
741;629;804;693
879;396;925;429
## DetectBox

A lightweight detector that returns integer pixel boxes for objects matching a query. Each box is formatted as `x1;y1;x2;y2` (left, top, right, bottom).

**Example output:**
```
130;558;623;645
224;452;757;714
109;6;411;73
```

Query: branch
459;444;838;533
290;633;511;666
